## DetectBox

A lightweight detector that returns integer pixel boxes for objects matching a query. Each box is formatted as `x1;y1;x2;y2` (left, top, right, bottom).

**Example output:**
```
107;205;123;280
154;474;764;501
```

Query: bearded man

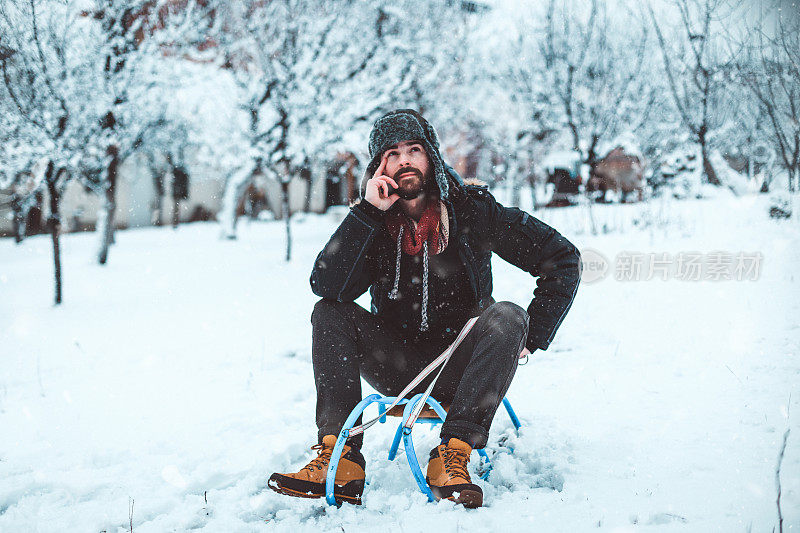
268;109;582;508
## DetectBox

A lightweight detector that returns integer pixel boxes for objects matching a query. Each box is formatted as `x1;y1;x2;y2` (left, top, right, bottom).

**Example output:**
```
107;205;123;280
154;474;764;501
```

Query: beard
392;166;433;200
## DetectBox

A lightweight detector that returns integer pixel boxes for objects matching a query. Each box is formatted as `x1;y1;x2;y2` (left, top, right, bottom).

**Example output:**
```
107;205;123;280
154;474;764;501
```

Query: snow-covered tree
540;0;658;170
468;1;665;206
433;5;552;207
647;0;744;186
196;0;466;260
75;1;207;263
736;3;800;192
0;0;85;304
0;0;194;302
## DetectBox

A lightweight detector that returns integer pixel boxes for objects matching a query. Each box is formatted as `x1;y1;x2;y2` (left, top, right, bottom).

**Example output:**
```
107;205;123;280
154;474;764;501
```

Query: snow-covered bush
768;192;793;219
652;148;704;200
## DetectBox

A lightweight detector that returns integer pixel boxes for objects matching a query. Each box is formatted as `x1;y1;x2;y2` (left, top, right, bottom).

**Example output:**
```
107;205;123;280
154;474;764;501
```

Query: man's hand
519;347;531;360
364;154;400;211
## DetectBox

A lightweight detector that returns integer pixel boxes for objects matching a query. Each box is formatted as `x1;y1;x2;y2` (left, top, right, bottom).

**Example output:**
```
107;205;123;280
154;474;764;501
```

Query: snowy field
1;195;799;532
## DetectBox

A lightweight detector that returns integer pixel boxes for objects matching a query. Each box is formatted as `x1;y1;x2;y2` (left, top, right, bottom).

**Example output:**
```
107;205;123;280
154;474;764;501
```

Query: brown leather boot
268;435;366;505
425;438;483;508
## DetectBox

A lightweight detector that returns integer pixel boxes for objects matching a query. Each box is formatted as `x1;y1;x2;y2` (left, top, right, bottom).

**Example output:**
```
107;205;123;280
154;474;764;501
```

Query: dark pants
311;299;529;449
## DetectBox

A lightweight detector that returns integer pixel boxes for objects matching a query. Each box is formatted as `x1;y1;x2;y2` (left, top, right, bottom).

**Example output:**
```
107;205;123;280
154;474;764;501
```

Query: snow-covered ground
1;195;798;532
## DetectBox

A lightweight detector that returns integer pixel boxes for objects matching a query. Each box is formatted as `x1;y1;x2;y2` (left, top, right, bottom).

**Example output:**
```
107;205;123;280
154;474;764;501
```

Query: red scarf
385;201;447;256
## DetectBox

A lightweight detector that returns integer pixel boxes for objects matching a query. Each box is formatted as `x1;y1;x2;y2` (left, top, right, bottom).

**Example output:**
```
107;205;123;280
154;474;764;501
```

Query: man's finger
375;153;388;178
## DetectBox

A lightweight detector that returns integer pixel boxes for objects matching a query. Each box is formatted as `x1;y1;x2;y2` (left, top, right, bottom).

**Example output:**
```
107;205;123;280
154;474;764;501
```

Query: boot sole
429;483;484;509
268;477;364;505
449;488;483;509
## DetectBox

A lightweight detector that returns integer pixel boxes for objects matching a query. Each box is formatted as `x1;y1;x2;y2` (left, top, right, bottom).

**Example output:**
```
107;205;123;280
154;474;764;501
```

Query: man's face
383;140;432;200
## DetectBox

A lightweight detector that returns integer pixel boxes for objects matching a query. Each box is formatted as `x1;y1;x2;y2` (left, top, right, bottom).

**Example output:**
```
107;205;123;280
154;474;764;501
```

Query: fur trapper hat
361;109;449;200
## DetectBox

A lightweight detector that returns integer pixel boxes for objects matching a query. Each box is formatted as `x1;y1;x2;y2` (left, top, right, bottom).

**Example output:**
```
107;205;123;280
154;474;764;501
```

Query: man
268;109;581;508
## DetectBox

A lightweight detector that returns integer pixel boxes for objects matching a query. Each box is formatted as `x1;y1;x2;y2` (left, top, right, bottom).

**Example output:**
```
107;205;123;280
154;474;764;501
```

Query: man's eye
411;146;420;152
387;151;398;157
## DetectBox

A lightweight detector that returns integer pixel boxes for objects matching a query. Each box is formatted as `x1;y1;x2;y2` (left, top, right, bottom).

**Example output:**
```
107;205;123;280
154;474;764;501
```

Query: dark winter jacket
309;169;582;354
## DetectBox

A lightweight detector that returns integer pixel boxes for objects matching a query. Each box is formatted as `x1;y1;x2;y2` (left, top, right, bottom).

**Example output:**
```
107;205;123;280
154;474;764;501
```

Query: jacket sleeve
482;191;582;352
309;200;385;302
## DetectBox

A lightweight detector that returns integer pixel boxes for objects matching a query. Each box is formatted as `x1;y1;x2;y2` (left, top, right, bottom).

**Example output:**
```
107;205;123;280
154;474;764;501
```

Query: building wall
1;153;331;238
0;192;21;235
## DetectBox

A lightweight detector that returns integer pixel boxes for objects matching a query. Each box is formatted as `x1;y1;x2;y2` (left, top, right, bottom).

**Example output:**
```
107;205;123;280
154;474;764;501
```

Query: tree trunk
172;198;180;229
98;149;119;265
45;163;63;305
11;194;24;244
301;165;313;213
152;195;163;226
282;179;291;262
698;128;720;186
510;162;522;207
151;162;164;226
219;163;256;239
760;176;771;193
701;148;720;187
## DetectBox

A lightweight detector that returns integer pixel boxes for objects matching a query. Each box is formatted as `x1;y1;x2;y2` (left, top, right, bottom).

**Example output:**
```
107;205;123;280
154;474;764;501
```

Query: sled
325;392;521;506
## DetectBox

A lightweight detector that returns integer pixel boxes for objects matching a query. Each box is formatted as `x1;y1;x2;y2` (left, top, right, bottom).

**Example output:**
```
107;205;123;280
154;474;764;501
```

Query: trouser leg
436;301;529;449
311;298;427;449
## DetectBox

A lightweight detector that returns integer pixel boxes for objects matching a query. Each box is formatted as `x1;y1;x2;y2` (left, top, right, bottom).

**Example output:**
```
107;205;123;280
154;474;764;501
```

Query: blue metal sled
325;394;522;506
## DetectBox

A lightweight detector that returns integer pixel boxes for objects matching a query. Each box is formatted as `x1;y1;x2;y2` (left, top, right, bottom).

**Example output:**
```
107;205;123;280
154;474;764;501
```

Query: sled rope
345;316;479;437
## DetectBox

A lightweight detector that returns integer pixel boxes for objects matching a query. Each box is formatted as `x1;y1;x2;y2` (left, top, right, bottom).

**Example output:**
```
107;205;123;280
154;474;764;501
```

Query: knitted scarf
385;200;449;256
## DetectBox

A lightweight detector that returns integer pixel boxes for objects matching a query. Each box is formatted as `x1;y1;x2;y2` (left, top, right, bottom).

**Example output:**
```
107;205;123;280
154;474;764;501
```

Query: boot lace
301;443;333;473
442;447;470;481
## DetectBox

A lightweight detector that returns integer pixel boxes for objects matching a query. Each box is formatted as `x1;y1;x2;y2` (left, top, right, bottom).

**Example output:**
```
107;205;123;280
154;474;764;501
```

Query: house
541;150;582;207
324;152;361;209
589;145;645;203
